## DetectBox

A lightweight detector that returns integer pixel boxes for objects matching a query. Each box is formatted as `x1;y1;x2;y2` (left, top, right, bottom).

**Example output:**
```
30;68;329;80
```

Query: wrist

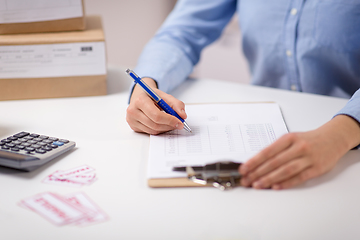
130;77;158;102
140;77;158;89
323;115;360;152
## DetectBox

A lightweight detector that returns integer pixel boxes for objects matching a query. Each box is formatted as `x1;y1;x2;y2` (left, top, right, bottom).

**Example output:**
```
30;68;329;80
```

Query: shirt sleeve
132;0;237;93
334;88;360;149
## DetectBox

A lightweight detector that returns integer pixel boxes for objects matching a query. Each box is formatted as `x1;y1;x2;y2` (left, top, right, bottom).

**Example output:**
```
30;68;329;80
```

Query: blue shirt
134;0;360;125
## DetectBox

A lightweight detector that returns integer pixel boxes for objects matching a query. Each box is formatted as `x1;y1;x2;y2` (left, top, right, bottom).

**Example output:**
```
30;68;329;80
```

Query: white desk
1;67;359;240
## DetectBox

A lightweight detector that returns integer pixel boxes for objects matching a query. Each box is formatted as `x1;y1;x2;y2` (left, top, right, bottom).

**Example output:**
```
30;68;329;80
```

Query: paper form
148;103;288;179
0;0;83;24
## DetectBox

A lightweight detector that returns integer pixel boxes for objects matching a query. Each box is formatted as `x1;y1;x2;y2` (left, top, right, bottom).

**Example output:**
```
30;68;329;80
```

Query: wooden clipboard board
147;101;288;188
148;178;210;188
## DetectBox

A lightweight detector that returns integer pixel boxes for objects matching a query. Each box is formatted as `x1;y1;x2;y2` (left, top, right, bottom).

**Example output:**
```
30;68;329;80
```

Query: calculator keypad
1;131;69;155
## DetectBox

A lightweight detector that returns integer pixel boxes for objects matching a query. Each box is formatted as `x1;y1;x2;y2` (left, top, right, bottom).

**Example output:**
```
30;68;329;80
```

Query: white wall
85;0;250;84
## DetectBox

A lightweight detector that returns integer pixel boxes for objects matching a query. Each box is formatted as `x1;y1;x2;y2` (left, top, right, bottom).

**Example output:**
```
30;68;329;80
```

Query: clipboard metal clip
173;161;242;191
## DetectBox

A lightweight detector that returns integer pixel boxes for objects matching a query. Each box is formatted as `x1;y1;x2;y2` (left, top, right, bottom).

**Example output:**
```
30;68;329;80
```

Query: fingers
251;157;311;189
237;119;351;190
127;85;187;135
128;110;178;135
141;95;182;127
159;90;187;120
241;141;306;187
127;97;182;134
239;133;317;189
128;119;174;135
272;167;318;190
240;133;295;175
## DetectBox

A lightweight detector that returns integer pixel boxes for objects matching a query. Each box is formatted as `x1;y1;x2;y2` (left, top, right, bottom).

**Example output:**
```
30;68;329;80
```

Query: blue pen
126;69;192;133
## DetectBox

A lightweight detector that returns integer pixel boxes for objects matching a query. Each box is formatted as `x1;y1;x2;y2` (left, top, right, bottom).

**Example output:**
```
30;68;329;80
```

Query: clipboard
147;102;289;189
149;178;208;188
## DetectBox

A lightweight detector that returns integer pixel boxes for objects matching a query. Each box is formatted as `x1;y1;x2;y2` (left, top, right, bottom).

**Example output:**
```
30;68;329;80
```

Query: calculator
0;131;76;171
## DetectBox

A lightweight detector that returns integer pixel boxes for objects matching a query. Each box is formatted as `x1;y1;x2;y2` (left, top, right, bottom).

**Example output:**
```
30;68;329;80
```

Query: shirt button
291;84;297;91
290;8;298;15
286;50;292;57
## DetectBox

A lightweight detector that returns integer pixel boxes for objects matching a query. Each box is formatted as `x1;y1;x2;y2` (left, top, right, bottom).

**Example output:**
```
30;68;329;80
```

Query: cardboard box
0;0;85;34
0;15;107;101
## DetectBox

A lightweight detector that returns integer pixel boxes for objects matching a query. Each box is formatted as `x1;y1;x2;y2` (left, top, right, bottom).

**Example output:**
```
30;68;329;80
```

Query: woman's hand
126;78;187;135
239;115;360;190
